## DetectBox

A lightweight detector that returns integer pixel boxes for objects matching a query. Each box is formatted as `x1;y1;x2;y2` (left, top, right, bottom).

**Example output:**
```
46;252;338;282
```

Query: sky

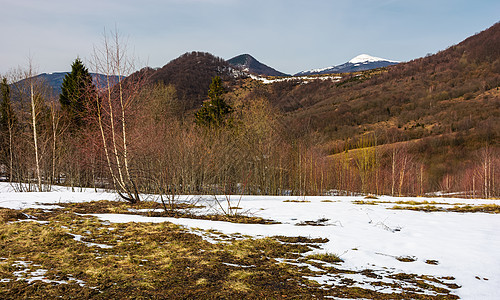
1;0;499;75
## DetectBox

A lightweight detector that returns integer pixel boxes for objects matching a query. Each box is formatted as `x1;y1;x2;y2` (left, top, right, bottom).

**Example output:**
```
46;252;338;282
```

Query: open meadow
1;183;499;299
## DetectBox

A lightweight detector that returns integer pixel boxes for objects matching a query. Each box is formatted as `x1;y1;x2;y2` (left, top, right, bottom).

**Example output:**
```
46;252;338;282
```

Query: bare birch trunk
391;148;396;196
8;123;13;182
398;156;407;197
29;69;42;191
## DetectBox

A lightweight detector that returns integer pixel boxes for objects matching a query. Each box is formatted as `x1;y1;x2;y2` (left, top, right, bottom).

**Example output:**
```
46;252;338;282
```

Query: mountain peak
227;54;288;77
349;54;400;64
295;54;399;76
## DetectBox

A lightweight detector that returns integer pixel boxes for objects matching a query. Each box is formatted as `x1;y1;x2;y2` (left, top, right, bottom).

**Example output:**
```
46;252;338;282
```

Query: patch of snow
12;219;49;224
221;262;256;268
249;74;341;84
68;233;113;249
10;260;85;286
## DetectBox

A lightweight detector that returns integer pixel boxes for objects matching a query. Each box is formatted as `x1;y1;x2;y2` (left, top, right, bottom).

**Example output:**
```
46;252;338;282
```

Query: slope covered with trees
148;52;239;110
236;22;499;195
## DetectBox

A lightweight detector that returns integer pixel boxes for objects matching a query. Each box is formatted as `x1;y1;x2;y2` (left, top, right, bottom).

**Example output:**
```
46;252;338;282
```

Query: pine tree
60;58;94;129
0;77;17;182
0;77;15;130
195;76;232;128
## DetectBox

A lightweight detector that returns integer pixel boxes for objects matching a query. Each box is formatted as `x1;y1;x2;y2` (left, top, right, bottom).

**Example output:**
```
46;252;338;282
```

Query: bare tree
90;29;147;203
478;146;495;198
27;60;43;191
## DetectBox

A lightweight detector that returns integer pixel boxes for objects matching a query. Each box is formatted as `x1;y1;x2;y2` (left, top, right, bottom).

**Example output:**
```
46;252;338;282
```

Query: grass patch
0;208;27;223
352;200;381;205
450;204;500;213
391;204;500;214
396;256;417;262
306;253;343;264
283;200;311;203
273;236;329;244
296;218;330;226
393;200;463;206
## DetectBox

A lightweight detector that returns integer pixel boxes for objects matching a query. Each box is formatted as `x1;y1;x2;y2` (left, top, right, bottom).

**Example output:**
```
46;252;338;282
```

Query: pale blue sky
1;0;499;75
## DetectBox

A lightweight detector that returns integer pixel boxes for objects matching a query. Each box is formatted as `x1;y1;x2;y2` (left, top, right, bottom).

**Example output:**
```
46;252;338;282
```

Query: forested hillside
236;22;500;196
147;52;239;110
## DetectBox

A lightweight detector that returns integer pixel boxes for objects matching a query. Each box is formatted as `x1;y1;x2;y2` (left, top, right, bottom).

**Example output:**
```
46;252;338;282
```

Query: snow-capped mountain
295;54;399;76
227;54;289;77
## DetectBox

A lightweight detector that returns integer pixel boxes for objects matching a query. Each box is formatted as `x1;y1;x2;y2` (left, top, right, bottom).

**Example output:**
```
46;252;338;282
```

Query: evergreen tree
0;77;15;130
0;77;17;181
60;58;94;129
195;76;232;128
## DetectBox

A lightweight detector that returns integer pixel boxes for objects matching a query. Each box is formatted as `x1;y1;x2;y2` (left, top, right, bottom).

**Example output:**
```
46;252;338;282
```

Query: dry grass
283;200;311;203
0;208;27;223
396;256;417;262
391;204;500;214
306;253;343;264
0;201;460;299
352;200;383;205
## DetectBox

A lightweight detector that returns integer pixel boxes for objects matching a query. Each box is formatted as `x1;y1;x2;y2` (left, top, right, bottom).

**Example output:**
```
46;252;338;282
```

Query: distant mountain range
227;54;289;77
226;53;399;77
295;54;399;76
23;53;399;95
13;72;121;96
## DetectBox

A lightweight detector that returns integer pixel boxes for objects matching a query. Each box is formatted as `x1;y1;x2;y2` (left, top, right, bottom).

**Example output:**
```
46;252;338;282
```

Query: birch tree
91;29;147;203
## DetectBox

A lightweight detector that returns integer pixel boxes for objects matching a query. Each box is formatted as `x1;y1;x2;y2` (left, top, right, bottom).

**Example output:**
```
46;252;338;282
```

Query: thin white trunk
115;40;136;200
484;156;488;198
95;87;119;191
391;148;396;196
398;156;407;197
30;79;42;191
8;121;13;182
51;102;57;186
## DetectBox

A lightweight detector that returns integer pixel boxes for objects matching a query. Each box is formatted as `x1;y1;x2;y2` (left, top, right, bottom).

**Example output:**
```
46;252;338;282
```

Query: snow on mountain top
349;54;399;64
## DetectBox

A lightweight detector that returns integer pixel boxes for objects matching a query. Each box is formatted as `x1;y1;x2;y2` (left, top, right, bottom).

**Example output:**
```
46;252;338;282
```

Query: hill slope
243;22;500;189
148;51;239;109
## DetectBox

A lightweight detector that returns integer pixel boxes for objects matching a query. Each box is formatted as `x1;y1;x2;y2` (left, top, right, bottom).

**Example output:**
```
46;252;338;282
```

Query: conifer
60;58;94;129
195;76;232;128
